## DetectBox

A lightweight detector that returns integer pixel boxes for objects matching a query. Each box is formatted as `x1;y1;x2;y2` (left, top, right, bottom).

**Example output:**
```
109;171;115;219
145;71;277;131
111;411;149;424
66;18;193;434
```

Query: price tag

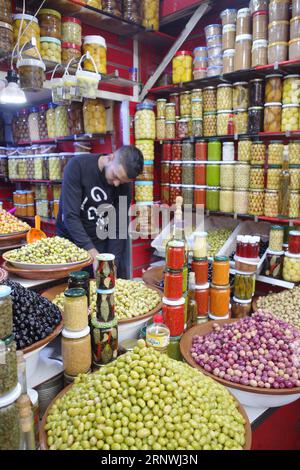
286;131;291;138
254;216;258;223
234;133;238;141
289;220;294;227
274;61;279;70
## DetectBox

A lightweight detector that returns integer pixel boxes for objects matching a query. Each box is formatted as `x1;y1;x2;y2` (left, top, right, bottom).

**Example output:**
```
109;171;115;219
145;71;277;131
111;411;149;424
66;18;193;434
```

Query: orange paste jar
212;256;230;286
209;283;230;318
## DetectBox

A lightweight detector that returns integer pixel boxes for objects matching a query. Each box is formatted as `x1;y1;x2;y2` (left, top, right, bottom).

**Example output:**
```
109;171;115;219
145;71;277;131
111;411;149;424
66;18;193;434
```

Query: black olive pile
1;280;62;349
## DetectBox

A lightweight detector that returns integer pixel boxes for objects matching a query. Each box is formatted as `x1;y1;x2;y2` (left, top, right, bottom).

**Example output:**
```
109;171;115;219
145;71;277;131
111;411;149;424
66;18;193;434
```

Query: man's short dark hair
115;145;144;179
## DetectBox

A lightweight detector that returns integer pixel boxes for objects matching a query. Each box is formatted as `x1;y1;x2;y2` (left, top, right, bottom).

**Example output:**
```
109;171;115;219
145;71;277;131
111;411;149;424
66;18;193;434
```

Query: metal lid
62;326;90;339
162;297;185;306
64;288;86;298
210;283;230;289
69;271;89;281
214;255;229;262
96;253;115;261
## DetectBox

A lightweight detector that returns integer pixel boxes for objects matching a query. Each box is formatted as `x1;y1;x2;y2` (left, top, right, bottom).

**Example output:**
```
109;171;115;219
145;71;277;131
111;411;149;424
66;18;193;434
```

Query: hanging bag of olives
76;52;100;100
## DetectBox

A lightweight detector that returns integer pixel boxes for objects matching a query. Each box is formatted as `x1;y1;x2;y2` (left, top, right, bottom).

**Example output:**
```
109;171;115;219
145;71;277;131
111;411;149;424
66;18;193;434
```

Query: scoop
26;215;47;244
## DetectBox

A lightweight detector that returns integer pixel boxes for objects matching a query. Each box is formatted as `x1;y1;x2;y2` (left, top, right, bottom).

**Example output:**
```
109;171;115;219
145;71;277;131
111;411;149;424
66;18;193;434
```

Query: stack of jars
193;46;208;80
216;84;234;136
13;190;35;217
205;23;223;77
220;8;237;74
234;234;261;274
263;225;285;279
134;102;155;203
268;0;289;64
191;232;210;322
203;86;217;137
251;0;268;67
0;285;21;451
210;256;231;320
206;140;221;211
289;0;300;60
283;230;300;281
234;7;252;71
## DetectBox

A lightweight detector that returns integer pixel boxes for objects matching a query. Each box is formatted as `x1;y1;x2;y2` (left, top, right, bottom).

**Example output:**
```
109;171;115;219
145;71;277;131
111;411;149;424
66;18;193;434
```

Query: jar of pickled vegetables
83;99;106;134
234;189;249;214
269;225;284;251
192;119;203;137
177;118;189;139
191;99;202;119
281;104;300;131
142;0;159;31
135;181;153;202
38;104;49;140
222;142;235;161
268;141;284;164
289;38;300;61
206;163;220;187
48;154;62;181
238;139;252;162
165;103;176;121
206;187;220;211
208;140;221;161
156;118;165;140
180;92;191;116
136;160;154;182
267;165;281;190
46;103;56;138
289;141;300;164
234;162;250;189
282;75;300;104
289;165;300;190
219;188;234;213
264;190;279;217
172;51;193;84
182;142;194;161
40;37;61;64
209;284;230;319
13;14;41;58
217;84;232;111
36;199;49;218
265;74;283;102
191;89;202;101
62;17;82;46
55;105;69;137
160;161;170;184
28;107;40;142
283;251;300;282
156;99;166;119
288;190;300;218
62;42;81;64
37;9;61;40
264;102;282;132
182;185;194;205
217;110;232;136
170;161;182;185
203;112;217;137
161;183;169;205
194;186;206;206
83;35;107;74
194;162;205;185
250;165;265;189
248;107;264;134
203;87;217;112
232;82;249;110
182;161;194;185
135;140;154;161
169;184;182;205
17;58;45;92
248;189;265;215
251;141;266;165
169;93;180;115
234;109;248;134
34;156;48;180
165;121;175;140
250;78;265;107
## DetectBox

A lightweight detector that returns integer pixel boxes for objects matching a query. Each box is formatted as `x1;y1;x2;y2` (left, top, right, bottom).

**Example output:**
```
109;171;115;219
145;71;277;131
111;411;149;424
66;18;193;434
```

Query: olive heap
256;286;300;330
6;237;89;265
45;340;246;450
1;280;62;349
207;229;232;257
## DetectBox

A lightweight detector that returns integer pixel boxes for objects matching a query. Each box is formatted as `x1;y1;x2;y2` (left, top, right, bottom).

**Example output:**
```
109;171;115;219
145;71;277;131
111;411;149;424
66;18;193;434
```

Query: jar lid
38;8;61;19
210;283;231;289
207;186;220;190
250;188;264;192
162;297;185;306
236;34;253;41
234;269;254;275
252;40;268;49
265;74;283;78
233;81;248;86
214;255;229;262
205;24;222;30
194;46;207;51
192;118;203;122
283;103;300;108
222;24;236;33
234;254;260;264
62;326;90;339
195;283;210;290
156;98;167;103
170;92;180;96
269;140;284;144
284;74;300;79
253;10;267;16
203;111;217;116
64;288;86;298
194;185;207;189
248;106;264;110
271;225;284;230
175;50;193;57
62;16;82;25
166;103;176;107
62;42;82;51
222;142;234;146
143;160;154;165
165;121;175;124
96;253;116;261
17;58;46;71
285;251;300;259
232;296;252;304
169;160;184;164
167;240;185;247
264;102;282;107
13;13;38;23
268;42;288;47
289;230;300;237
96;288;115;295
0;383;21;409
217;83;232;89
69;270;90;280
181;184;194;188
83;35;107;48
234;108;248;112
191;98;202;102
0;285;11;297
251;164;264;168
268;20;289;27
223;49;235;56
220;8;237;17
203;86;216;90
268;164;282;168
266;249;284;255
0;21;13;31
217;110;233;114
237;8;251;16
136;103;154;111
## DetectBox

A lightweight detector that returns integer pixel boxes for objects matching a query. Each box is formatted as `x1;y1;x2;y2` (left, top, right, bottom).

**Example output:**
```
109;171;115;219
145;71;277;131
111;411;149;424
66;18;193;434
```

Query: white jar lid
223;142;234;146
96;253;115;261
235;269;255;275
232;296;252;304
13;13;38;23
282;104;300;108
285;251;300;258
252;40;268;49
237;8;251;17
83;35;106;48
217;83;233;88
62;326;90;339
264;102;282;107
223;49;235;56
267;249;284;255
167;240;185;247
41;37;61;45
163;297;185;306
0;383;21;408
17;58;46;71
0;285;11;297
236;34;252;41
195;283;210;290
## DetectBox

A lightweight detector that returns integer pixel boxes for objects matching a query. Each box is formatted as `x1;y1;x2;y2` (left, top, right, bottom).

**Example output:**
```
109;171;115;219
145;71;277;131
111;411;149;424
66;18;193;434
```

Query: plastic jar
34;156;48;180
264;102;282;132
217;84;232;111
293;0;300;16
289;165;300;190
236;8;251;35
37;9;61;39
203;87;217;112
61;42;81;64
238;139;252;162
180;91;191;116
283;251;300;281
231;297;252;318
223;49;235;73
248;107;264;134
234;162;250;189
169;161;182;184
192;119;203;137
252;39;268;66
288;190;300;217
268;42;288;63
193;46;207;59
288;230;300;253
135;181;153;202
251;141;266;165
61;17;81;46
160;161;170;184
46;103;56;138
13;14;40;57
206;163;220;187
217;110;232;135
38;104;48;140
265;74;283;102
203;112;217;136
169;142;181;161
289;141;300;163
17;58;45;91
0;155;8;179
182;161;194;185
281;104;300;131
142;0;159;30
28;107;40;142
67;102;84;135
83;35;107;74
123;0;142;24
234;34;252;71
253;11;268;41
220;8;237;26
136;140;154;161
207;35;222;48
264;190;279;217
269;0;290;22
193;67;207;80
219;188;234;212
62;326;91;377
191;99;202;119
36;200;49;218
283;75;300;105
267;165;282;189
0;21;13;54
268;141;284;164
206;187;220;211
268;20;289;44
290;16;300;39
172;51;193;83
161;183;170;204
250;165;265;189
55;105;69;137
248;189;265;215
135;103;155;140
222;24;236;50
194;162;206;185
195;141;207;161
169;184;182;205
0;0;12;24
18;109;30;142
191;89;202;101
210;283;230;319
234;189;249;213
263;249;284;278
289;37;300;60
156;118;165;140
0;383;21;450
232;82;249;110
207;65;223;77
234;109;248;134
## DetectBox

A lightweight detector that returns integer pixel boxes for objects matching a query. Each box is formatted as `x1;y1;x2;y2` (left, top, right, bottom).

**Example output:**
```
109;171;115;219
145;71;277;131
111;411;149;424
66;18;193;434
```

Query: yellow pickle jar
219;188;234;213
288;141;300;164
220;162;235;189
288;190;300;218
165;121;176;140
83;99;106;134
281;104;300;131
264;102;282;132
234;189;249;214
135;140;154;161
165;103;176;121
217;110;232;136
264;190;279;217
238;139;252;162
233;82;249;110
282;74;300;104
135;103;155;140
217;84;233;111
156;99;166;118
234;162;250;189
250;165;265;189
283;252;300;282
83;35;107;74
172;50;193;84
248;189;265;216
289;165;300;190
267;165;282;190
203;112;217;137
135;181;154;202
203;87;217;112
268;141;284;164
13;14;40;57
251;141;266;165
180;91;191;116
191;99;202;119
156;118;165;140
191;89;202;101
234;109;248;134
142;0;159;31
63;288;88;331
62;326;92;377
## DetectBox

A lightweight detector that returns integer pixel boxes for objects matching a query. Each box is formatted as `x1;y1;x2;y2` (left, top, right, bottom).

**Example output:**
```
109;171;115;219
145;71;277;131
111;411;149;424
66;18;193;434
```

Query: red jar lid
175;50;193;57
62;42;81;51
62;16;82;25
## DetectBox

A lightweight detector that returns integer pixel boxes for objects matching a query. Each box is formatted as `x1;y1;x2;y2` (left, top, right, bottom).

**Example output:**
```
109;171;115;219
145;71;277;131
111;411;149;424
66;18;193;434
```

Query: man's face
105;161;133;187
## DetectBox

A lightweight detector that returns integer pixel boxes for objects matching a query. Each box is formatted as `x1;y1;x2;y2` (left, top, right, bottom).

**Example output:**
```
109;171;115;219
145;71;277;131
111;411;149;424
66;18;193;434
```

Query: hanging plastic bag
50;63;66;105
62;58;82;102
76;52;100;99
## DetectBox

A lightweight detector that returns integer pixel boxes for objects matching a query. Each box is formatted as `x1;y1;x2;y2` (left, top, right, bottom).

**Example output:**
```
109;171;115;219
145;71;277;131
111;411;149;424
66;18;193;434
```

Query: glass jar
0;0;12;24
181;185;194;205
248;189;265;215
136;140;154;161
55;105;69;137
0;384;21;450
156;99;166;119
232;82;249;110
0;155;8;179
36;199;49;218
172;51;193;83
208;140;221;161
222;142;234;162
288;191;300;218
289;165;300;190
268;42;288;64
17;58;45;92
250;165;265;189
182;161;194;185
13;14;40;57
28;107;40;142
135;181;153;202
142;0;159;30
191;89;202;101
161;161;170;184
135;103;155;140
67;102;84;135
40;37;61;64
0;285;12;341
222;24;236;51
165;103;176;121
234;109;248;135
282;75;300;105
217;110;232;136
293;0;300;16
203;87;217;112
252;39;268;66
283;252;300;282
194;162;206;185
281;104;300;131
156;118;165;140
290;16;300;40
268;141;284;164
203;112;217;136
191;99;202;119
18;109;30;142
34;156;48;180
248;107;264;134
37;9;61;39
0;21;13;55
234;271;255;300
251;141;266;165
269;225;284;251
194;186;206;206
177;118;189;139
18;156;27;179
205;24;222;38
135;160;154;182
234;34;252;71
123;0;142;24
220;8;237;26
63;288;88;331
236;7;251;35
216;84;232;112
210;283;230;319
206;187;220;211
169;184;182;205
289;141;300;164
169;93;180;116
172;142;182;160
46;103;56;138
169;161;182;185
231;297;252;319
38;104;48;140
288;230;300;254
182;141;194;161
234;189;249;213
249;79;265;107
195;141;207;161
269;0;290;22
83;35;107;74
269;20;289;43
219;188;234;212
180;91;191;116
192;118;203;137
62;42;81;64
264;190;279;217
83;99;106;134
62;326;91;377
161;183;169;205
48;154;62;180
61;17;82;46
238;139;252;162
165;121;175;140
267;165;282;189
234;162;250;189
206;163;220;186
263;249;284;278
265;74;283;102
264;102;282;132
253;10;268;41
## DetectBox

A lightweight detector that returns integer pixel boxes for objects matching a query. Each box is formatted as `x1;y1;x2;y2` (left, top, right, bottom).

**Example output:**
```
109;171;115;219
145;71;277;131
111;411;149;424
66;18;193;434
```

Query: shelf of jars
155;131;300;143
15;133;111;146
204;210;300;226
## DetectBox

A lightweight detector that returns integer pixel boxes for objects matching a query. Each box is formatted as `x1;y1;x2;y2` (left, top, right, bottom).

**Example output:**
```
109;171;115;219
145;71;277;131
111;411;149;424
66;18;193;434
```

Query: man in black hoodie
56;145;144;275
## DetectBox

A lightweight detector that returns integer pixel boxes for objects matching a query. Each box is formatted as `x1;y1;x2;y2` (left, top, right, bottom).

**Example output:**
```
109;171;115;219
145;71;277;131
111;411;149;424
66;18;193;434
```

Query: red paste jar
192;257;208;285
194;283;210;318
164;269;183;300
162;297;185;336
166;240;185;270
288;231;300;254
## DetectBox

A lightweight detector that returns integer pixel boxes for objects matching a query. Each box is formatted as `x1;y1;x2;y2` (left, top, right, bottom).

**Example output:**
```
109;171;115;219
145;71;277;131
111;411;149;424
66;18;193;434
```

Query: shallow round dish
2;251;91;270
2;259;93;280
0;229;29;238
180;320;300;407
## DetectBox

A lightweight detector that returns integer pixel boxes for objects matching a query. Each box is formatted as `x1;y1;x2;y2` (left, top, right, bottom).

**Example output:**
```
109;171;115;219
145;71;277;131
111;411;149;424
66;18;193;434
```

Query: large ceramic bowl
3;251;91;270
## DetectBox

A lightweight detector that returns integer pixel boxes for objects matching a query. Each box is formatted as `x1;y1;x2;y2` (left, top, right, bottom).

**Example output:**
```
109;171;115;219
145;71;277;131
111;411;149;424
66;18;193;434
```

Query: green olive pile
6;237;89;265
256;286;300;330
45;340;246;450
207;229;232;258
53;280;161;321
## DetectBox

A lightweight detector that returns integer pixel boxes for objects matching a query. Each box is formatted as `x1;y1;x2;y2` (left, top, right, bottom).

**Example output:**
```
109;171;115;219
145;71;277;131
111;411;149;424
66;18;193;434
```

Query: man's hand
88;248;99;277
